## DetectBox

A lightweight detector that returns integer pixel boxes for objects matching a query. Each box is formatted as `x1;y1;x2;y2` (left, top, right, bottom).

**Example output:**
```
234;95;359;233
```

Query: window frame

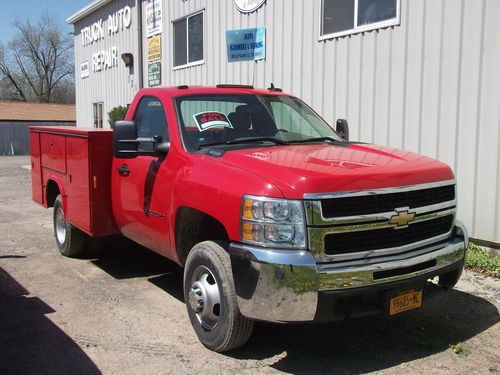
319;0;401;41
172;10;205;70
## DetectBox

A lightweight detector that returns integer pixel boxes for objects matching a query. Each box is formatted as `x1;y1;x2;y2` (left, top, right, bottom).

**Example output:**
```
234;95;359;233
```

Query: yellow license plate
389;289;423;316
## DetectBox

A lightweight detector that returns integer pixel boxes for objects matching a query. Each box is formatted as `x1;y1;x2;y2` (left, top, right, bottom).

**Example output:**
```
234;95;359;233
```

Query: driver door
112;96;172;256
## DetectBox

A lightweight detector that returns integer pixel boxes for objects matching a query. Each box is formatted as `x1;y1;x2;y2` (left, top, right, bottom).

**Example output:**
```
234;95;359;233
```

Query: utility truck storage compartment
29;126;118;237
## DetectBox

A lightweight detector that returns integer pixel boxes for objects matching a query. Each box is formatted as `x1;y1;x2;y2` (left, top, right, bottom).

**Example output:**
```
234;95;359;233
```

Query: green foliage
108;105;129;129
465;242;500;278
450;343;471;357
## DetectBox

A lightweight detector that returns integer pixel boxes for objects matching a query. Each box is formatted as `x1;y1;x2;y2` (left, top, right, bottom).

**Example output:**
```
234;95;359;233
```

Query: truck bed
30;126;119;237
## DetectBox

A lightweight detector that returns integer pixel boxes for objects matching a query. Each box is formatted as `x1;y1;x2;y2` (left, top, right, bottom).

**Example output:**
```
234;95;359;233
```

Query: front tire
184;241;254;352
53;195;85;257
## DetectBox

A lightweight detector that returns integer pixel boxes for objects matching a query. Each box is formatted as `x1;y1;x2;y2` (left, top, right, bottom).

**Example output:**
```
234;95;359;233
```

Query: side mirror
114;120;138;159
113;121;170;159
336;119;349;141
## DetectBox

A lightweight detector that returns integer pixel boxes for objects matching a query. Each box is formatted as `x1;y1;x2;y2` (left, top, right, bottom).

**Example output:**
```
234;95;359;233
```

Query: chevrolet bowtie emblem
389;208;416;229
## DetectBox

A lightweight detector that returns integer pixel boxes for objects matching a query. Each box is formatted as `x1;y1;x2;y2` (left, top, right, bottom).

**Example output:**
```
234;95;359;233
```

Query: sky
0;0;91;44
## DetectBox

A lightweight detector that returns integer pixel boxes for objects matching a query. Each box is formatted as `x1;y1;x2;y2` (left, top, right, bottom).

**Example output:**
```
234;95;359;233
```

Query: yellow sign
147;35;161;62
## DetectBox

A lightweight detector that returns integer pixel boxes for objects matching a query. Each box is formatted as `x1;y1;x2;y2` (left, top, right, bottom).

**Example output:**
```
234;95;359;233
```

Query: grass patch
450;343;471;358
465;242;500;278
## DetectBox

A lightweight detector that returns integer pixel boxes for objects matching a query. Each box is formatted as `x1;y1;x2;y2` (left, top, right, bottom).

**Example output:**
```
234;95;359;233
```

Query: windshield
174;94;343;151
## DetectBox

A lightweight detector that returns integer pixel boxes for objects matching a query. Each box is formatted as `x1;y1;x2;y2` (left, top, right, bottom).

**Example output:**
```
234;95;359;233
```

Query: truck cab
30;85;468;352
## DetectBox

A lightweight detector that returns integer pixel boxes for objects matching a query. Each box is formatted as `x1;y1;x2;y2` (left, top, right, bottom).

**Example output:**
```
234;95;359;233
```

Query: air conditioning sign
226;27;266;62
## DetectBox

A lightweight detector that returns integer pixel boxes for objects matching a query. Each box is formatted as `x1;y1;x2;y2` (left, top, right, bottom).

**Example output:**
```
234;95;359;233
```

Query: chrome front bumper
228;221;468;323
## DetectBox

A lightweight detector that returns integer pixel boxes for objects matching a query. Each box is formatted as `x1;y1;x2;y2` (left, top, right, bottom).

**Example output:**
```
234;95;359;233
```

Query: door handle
117;164;130;177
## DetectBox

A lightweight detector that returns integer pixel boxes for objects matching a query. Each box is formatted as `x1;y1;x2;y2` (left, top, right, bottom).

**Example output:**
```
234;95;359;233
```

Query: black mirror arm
155;141;170;154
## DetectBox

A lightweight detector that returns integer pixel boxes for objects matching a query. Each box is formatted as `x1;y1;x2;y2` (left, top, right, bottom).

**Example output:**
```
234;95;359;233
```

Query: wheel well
175;207;230;265
46;180;60;208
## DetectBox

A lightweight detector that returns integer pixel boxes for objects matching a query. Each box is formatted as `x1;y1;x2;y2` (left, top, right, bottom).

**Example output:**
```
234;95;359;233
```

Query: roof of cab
138;85;289;98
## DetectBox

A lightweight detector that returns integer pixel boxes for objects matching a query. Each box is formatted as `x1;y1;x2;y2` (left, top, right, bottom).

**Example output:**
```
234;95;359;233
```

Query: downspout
136;0;144;89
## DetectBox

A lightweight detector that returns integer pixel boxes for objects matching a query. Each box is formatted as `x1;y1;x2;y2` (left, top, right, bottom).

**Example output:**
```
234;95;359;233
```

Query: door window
133;97;169;151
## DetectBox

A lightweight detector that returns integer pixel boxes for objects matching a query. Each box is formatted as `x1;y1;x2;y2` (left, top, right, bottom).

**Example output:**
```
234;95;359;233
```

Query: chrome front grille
304;180;457;263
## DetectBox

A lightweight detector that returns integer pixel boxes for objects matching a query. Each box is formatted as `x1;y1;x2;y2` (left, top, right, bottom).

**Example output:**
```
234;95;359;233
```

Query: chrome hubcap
55;207;67;244
189;266;221;331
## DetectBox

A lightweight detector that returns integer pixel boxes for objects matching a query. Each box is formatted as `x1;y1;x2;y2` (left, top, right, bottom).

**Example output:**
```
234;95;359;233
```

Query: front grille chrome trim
315;231;454;263
303;179;456;200
305;200;456;226
309;208;455;236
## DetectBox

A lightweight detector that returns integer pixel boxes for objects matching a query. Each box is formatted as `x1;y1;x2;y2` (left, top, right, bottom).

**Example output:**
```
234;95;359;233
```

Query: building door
93;102;104;128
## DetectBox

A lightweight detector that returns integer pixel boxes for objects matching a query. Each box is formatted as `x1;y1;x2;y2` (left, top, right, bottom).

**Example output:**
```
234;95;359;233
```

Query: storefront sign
93;47;118;72
81;5;131;46
107;6;132;36
148;62;161;87
80;61;89;78
147;35;162;62
146;0;162;37
80;5;132;75
226;27;265;62
234;0;266;13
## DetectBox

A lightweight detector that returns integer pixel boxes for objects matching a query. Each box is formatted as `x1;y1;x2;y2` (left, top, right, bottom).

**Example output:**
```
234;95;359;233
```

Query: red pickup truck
30;85;468;352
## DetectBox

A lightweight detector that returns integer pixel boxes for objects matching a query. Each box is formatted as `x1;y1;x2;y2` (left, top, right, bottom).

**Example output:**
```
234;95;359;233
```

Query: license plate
389;289;423;316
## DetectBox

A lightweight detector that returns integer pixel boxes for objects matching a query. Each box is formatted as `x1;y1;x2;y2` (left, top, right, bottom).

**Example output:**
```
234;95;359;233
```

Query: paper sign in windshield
193;112;233;131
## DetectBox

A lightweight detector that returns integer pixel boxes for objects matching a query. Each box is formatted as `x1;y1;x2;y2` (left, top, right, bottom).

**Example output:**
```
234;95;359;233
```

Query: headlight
241;195;306;249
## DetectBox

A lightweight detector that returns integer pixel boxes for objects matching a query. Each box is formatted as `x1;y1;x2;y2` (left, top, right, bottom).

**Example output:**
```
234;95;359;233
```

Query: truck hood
215;143;454;199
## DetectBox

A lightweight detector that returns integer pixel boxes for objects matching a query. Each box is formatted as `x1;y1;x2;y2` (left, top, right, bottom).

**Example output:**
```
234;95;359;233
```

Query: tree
0;13;74;103
108;105;129;129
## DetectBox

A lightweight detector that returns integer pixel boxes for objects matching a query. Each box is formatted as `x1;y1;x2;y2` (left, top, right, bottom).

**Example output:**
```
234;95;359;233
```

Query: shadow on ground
230;289;499;374
0;266;100;375
91;236;184;302
90;241;499;374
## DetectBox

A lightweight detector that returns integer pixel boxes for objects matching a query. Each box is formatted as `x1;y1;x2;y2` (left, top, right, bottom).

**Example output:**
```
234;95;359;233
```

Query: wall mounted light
121;53;134;67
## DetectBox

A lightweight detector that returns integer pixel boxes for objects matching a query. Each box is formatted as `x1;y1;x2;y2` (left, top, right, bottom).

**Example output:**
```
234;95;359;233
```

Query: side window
133;97;169;151
321;0;399;39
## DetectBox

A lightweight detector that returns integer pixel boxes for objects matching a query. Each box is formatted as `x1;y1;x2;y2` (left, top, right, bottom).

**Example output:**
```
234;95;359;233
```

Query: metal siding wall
0;122;76;155
74;0;139;128
159;0;499;243
73;0;500;243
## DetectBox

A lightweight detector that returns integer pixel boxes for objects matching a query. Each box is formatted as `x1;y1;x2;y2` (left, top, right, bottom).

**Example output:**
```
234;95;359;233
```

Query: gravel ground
0;155;499;375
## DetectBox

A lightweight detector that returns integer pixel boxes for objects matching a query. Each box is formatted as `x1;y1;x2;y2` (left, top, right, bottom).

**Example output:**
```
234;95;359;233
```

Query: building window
173;11;204;68
320;0;400;40
93;102;103;128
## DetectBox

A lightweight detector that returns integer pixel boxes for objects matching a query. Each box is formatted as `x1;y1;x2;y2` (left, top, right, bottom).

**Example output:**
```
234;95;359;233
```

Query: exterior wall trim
67;0;114;24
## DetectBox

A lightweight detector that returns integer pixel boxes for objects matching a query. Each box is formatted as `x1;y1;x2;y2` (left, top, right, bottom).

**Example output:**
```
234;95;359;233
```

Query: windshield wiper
288;137;347;146
199;137;290;148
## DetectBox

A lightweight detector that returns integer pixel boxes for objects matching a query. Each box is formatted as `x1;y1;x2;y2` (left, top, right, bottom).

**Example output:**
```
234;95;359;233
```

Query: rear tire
184;241;254;352
53;195;85;257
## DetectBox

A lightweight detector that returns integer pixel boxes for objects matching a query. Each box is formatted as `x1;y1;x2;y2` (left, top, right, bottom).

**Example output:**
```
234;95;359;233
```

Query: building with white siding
67;0;500;245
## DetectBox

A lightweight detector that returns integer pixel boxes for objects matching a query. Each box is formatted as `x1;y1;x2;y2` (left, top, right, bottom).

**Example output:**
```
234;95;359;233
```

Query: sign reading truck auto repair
79;5;132;75
226;27;266;62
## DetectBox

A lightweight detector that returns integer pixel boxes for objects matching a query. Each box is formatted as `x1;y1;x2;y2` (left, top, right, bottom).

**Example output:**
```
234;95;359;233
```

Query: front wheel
53;195;85;257
184;241;254;352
